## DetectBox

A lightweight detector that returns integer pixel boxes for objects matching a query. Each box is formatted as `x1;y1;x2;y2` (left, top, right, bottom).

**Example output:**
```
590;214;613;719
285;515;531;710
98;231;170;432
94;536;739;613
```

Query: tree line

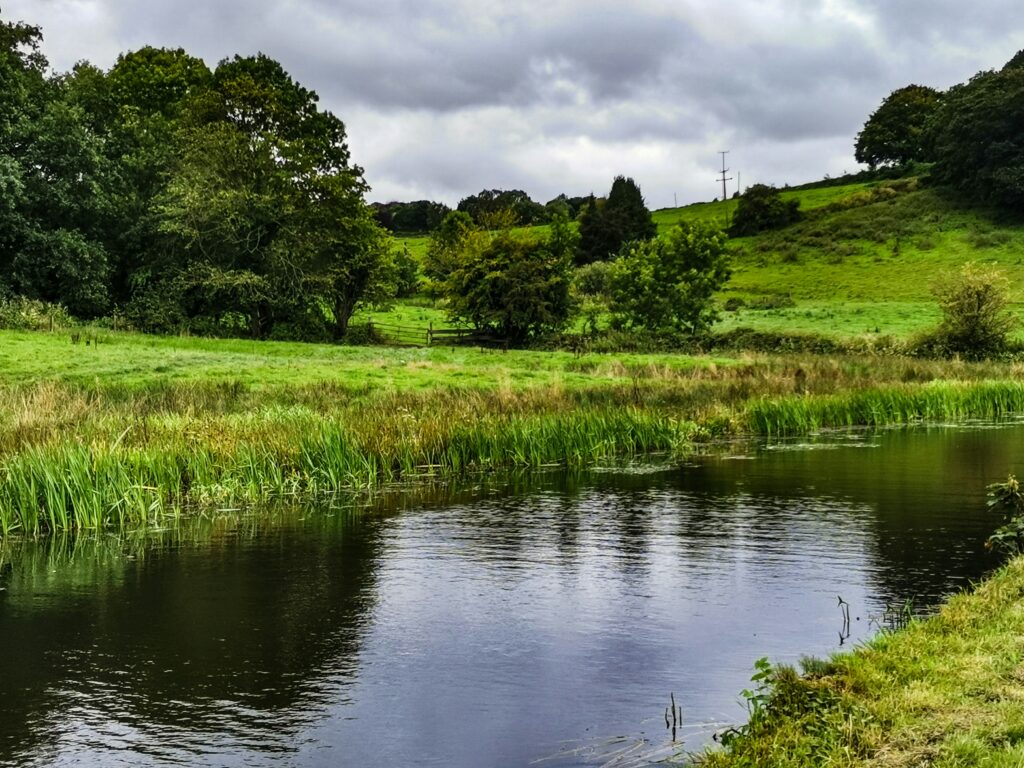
0;14;391;340
855;48;1024;210
372;190;594;234
0;10;736;348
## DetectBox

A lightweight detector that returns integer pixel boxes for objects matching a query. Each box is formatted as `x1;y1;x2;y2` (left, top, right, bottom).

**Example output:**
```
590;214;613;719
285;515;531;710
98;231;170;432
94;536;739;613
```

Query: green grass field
0;329;732;390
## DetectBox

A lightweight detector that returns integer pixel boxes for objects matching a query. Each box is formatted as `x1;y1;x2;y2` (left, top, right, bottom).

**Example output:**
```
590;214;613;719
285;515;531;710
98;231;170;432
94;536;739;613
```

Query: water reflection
0;512;387;765
0;423;1018;767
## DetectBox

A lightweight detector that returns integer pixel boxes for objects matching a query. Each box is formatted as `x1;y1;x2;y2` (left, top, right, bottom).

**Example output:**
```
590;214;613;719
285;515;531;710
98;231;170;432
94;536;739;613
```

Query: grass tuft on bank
698;554;1024;767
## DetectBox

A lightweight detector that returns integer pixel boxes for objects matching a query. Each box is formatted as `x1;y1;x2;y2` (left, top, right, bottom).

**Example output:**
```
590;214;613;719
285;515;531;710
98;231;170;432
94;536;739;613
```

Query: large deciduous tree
855;84;942;170
155;53;393;339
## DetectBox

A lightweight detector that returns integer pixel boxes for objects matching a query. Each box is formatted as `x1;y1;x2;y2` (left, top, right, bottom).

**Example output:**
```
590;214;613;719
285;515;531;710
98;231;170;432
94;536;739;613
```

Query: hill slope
394;179;1024;342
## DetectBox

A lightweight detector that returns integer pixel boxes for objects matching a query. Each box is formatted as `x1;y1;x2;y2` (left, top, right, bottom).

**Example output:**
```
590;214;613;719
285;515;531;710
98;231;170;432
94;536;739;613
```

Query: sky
5;0;1024;209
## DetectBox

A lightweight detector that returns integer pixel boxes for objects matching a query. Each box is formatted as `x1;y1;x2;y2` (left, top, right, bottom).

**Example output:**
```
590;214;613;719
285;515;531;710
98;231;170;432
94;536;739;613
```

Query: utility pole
717;151;733;202
737;171;741;197
674;192;678;208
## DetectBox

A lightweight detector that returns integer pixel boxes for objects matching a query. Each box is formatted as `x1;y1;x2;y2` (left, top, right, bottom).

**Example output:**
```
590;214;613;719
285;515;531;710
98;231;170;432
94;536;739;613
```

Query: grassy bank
698;554;1024;767
3;329;1024;534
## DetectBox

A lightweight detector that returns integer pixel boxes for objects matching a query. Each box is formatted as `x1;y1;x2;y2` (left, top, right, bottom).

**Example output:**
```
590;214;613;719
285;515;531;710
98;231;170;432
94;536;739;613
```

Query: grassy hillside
718;181;1024;340
395;179;1024;342
651;182;878;232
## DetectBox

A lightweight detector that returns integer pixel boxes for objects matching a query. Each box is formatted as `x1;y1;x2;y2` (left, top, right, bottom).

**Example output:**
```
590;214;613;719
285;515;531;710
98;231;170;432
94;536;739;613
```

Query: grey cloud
8;0;1024;208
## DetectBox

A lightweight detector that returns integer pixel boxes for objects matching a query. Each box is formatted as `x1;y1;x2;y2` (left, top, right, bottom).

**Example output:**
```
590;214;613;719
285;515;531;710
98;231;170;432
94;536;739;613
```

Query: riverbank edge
3;373;1024;536
693;554;1024;767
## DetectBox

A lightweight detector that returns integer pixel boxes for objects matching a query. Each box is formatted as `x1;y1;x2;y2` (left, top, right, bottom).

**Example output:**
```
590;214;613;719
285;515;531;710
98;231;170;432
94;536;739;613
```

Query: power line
717;151;733;202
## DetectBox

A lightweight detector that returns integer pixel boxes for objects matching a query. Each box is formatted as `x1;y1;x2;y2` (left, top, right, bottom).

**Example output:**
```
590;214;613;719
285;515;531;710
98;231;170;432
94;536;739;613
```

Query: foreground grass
4;328;1024;534
699;555;1024;767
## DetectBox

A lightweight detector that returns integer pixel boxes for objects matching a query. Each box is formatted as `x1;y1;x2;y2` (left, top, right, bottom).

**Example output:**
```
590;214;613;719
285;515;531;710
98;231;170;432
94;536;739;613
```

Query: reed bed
745;380;1024;436
0;408;693;536
1;352;1023;536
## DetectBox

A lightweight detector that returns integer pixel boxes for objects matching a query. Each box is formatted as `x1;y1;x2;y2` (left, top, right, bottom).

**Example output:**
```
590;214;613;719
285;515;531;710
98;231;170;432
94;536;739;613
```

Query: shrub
927;263;1017;357
609;222;731;336
986;475;1024;556
342;321;385;346
730;184;801;236
444;215;576;345
573;261;613;298
0;297;74;330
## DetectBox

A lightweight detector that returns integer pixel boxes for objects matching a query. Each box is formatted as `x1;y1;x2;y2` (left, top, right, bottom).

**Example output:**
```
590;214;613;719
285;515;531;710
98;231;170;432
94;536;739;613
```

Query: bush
928;263;1016;358
986;475;1024;556
444;215;576;345
572;261;613;298
730;184;801;236
393;247;420;298
609;222;731;336
341;322;385;346
0;297;74;330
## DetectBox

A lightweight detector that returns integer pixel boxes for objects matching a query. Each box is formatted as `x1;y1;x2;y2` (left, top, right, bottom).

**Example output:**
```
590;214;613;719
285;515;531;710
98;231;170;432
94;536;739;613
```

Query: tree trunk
333;295;355;341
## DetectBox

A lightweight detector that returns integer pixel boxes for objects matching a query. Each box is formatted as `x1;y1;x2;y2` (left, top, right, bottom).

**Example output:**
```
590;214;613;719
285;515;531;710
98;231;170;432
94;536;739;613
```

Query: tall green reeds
745;381;1024;436
3;356;1024;536
0;409;693;536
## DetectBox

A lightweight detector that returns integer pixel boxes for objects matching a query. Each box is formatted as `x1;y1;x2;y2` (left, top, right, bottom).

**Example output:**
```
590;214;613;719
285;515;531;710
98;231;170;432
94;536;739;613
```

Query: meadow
1;172;1021;536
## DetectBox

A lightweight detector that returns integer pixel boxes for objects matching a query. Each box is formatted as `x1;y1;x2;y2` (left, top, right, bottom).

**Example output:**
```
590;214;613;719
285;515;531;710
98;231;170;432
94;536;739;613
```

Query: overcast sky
6;1;1024;209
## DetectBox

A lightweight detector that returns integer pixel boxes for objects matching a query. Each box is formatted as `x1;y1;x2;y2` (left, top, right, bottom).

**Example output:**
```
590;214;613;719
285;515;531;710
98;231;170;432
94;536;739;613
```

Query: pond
1;423;1021;767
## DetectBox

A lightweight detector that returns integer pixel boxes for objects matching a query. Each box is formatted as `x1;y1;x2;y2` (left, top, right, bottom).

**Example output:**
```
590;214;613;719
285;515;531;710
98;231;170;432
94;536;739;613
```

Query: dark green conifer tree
575;177;656;264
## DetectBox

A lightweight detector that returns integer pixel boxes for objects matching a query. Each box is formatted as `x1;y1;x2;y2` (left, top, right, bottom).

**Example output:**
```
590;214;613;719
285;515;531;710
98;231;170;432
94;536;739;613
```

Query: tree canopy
0;10;395;340
576;176;656;264
930;64;1024;209
855;85;942;170
457;189;547;227
373;200;451;233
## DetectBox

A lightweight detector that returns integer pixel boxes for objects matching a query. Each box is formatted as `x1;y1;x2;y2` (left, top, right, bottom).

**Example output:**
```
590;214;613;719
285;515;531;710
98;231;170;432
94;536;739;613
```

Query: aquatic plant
985;474;1024;556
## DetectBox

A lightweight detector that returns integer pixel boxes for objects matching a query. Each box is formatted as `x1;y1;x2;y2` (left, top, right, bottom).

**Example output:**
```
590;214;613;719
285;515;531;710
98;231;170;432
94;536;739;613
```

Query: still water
1;423;1021;767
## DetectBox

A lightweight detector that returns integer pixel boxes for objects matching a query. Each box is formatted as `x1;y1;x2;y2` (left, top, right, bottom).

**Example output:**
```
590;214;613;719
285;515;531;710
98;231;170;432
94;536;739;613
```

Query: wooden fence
365;320;502;348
